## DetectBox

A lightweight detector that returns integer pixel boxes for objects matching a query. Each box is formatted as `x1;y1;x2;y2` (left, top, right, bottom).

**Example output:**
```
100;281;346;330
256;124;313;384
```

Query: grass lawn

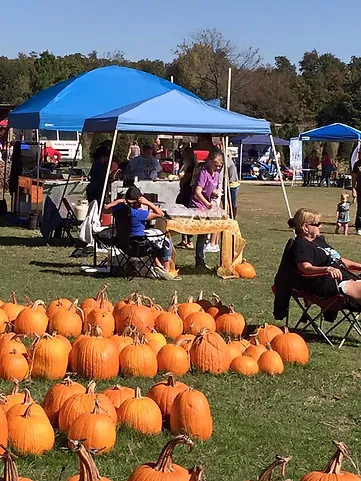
1;184;361;481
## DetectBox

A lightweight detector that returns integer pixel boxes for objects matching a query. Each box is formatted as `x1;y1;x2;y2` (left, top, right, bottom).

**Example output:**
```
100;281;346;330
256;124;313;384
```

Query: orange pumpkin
86;299;115;338
67;399;116;454
0;445;33;481
120;333;158;378
183;311;216;335
234;259;256;279
144;330;167;347
147;373;188;422
73;326;119;380
215;305;246;337
176;294;202;321
226;338;250;362
117;387;162;435
58;380;117;432
301;441;361;481
80;285;113;313
48;301;83;338
0;309;8;334
270;328;309;365
46;298;75;319
0;381;24;415
230;355;259;375
0;350;29;382
103;385;135;410
155;302;183;340
258;344;284;375
14;300;48;336
0;334;27;358
174;334;195;353
42;376;86;427
6;389;47;424
157;344;190;377
190;328;229;374
110;332;134;354
251;323;283;346
170;388;213;440
0;405;8;455
115;295;155;334
67;439;111;481
207;293;230;319
1;292;25;322
127;435;194;481
244;339;267;361
30;333;69;380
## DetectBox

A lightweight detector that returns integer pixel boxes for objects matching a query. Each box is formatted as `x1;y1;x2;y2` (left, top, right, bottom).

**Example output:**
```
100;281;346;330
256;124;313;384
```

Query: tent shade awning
299;123;361;142
8;66;198;131
231;134;289;145
83;90;271;135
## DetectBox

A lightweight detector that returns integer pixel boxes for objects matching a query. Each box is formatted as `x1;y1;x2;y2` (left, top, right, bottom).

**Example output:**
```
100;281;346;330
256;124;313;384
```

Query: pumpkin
142;296;163;318
1;382;24;415
251;323;283;346
103;385;135;410
68;399;116;454
46;297;75;318
144;330;167;347
117;387;162;435
0;406;8;455
183;311;216;335
6;389;46;424
1;293;25;322
258;344;284;375
155;301;183;340
115;294;155;334
270;328;309;365
157;344;190;377
190;328;229;374
58;380;117;432
67;439;111;481
0;445;33;481
170;388;213;440
29;333;69;380
230;356;259;375
300;441;361;481
244;339;267;361
69;324;92;371
110;332;134;354
174;334;195;353
147;373;188;422
8;403;54;455
120;333;158;378
175;293;202;321
0;334;27;358
14;300;48;336
80;285;113;313
206;293;230;319
0;350;29;382
48;301;83;338
146;339;164;355
195;291;212;312
215;305;246;337
226;338;250;363
0;310;8;334
127;435;194;481
42;376;86;426
86;299;115;338
234;259;256;279
74;326;119;380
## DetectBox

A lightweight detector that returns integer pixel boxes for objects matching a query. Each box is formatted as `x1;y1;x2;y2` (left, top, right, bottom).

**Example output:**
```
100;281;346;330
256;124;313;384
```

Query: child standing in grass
335;193;350;235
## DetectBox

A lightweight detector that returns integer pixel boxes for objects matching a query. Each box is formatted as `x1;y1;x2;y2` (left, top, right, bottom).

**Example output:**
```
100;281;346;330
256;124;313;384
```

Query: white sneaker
205;244;220;253
357;230;361;236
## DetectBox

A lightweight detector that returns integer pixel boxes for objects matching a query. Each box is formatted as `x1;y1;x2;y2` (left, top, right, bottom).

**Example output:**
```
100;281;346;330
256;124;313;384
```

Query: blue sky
6;0;361;66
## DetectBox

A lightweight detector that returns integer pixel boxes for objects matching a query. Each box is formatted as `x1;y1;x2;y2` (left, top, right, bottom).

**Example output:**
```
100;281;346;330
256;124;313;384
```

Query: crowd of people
302;149;339;187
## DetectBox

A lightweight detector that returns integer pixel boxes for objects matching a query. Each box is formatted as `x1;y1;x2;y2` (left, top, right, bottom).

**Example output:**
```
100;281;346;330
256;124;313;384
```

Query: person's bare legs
344;223;349;236
344;281;361;303
210;232;220;247
161;260;171;272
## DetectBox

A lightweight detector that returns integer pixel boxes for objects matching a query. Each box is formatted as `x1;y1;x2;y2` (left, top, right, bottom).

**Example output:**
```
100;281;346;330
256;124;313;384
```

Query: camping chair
58;198;83;245
273;238;361;348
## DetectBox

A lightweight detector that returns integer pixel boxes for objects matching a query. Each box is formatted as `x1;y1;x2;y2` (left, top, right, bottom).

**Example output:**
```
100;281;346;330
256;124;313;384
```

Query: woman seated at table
104;186;173;273
189;151;223;271
288;207;361;302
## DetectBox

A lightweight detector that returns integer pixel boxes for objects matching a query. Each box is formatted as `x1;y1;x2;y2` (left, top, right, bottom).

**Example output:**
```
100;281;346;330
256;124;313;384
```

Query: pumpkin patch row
0;374;212;457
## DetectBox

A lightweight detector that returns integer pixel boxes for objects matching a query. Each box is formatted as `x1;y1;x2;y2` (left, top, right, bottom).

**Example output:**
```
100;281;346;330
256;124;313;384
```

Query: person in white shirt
129;144;162;180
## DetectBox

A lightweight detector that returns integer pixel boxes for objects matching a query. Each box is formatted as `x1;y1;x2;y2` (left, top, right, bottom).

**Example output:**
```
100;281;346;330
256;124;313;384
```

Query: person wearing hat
104;186;173;275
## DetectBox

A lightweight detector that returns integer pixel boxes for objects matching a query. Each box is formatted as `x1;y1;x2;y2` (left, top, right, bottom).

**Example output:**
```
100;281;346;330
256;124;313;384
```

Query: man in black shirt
248;144;259;160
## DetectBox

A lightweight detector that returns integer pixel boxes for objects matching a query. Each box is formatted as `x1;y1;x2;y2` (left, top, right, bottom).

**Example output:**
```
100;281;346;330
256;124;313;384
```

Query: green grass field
0;184;361;481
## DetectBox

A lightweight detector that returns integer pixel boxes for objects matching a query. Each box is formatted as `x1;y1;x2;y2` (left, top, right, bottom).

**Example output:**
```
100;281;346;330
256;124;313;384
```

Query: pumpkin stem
171;291;178;306
96;285;108;302
197;291;204;301
20;388;33;405
211;293;221;305
69;299;79;311
189;465;206;481
10;292;18;305
323;441;355;474
86;380;97;395
265;343;273;351
76;305;85;323
62;376;75;386
10;379;20;395
187;296;194;303
22;403;34;418
134;387;142;399
92;398;102;415
283;327;289;334
0;394;7;406
91;325;103;338
0;445;21;481
164;372;176;387
3;321;14;334
229;304;236;314
31;300;45;310
258;456;292;481
68;439;104;481
154;435;194;473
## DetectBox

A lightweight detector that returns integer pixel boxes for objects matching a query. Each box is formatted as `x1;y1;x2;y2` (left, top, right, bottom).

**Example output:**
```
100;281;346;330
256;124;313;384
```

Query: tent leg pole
239;142;243;180
98;130;118;217
58;138;81;210
270;134;292;218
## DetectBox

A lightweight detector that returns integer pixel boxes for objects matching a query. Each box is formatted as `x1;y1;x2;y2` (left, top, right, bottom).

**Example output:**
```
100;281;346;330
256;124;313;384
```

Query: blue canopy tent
8;65;198;131
82;90;291;217
299;123;361;142
231;134;289;146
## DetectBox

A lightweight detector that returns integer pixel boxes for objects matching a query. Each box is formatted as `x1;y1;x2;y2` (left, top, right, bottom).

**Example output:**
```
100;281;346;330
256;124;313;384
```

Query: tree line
2;29;360;161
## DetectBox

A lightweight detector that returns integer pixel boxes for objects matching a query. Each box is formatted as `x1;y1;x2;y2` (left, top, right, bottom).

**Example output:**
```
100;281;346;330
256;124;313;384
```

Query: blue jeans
159;237;173;261
195;234;207;265
319;166;333;187
230;187;239;209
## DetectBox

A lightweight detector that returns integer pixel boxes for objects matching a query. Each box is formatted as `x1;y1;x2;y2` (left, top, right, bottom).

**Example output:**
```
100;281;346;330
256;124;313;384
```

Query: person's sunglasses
308;222;322;227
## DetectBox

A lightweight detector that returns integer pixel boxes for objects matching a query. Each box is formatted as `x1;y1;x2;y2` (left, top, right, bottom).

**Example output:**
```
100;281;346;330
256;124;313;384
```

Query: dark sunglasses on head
308;222;322;227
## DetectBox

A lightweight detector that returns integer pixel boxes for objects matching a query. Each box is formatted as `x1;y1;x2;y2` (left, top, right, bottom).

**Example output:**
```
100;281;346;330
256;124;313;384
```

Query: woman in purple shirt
189;152;223;270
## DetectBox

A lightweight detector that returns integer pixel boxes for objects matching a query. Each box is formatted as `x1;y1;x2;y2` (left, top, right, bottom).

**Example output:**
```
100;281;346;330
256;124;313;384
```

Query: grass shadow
30;260;85;269
0;236;47;247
